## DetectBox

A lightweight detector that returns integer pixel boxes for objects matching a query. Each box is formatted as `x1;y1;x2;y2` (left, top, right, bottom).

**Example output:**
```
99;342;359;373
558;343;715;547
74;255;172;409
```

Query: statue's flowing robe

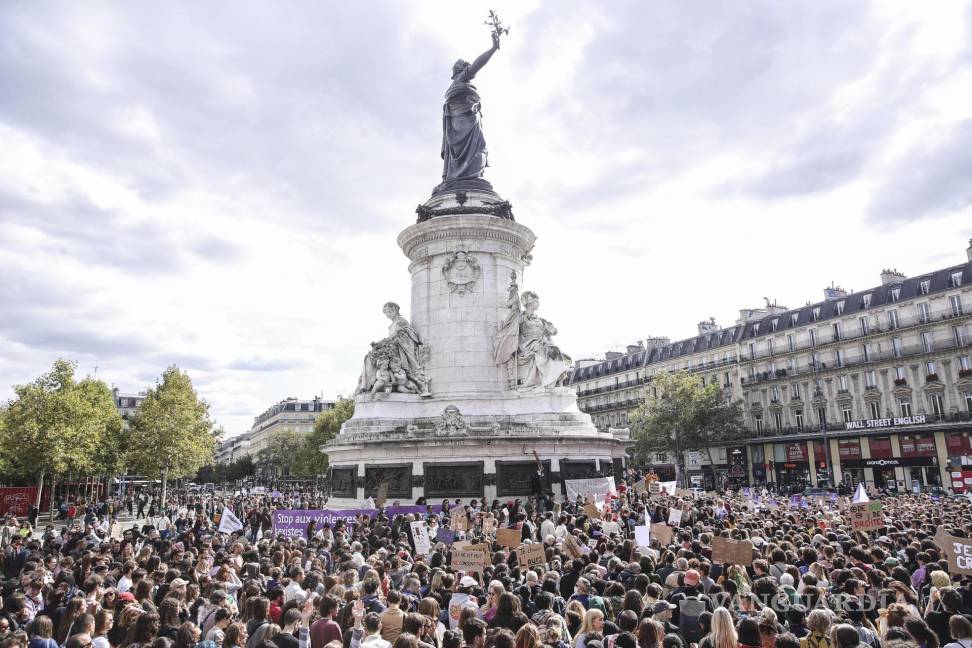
515;315;571;388
441;69;488;182
357;316;428;393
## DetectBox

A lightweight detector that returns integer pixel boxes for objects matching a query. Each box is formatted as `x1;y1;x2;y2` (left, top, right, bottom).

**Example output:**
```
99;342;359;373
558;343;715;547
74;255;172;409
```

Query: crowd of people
1;473;971;648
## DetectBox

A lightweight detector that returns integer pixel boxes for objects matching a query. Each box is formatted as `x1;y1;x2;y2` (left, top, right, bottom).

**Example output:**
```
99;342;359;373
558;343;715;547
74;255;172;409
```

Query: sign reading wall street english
844;415;926;431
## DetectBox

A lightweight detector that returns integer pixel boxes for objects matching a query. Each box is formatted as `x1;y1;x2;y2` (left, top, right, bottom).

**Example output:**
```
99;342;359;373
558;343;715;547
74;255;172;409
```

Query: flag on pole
218;507;244;534
852;483;869;503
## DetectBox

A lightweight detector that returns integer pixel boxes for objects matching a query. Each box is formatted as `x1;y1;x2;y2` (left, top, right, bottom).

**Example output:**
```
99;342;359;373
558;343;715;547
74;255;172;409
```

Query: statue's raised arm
436;12;509;195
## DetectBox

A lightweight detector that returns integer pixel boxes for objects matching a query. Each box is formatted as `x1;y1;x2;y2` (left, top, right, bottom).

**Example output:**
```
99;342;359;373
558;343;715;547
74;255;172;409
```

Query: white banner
218;507;244;534
565;477;616;504
668;508;683;526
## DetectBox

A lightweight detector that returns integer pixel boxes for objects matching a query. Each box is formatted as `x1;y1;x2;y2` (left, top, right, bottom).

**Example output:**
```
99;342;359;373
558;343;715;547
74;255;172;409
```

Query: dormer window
790;313;799;326
812;307;821;321
836;300;845;315
919;279;930;295
862;293;872;309
771;318;779;331
753;323;760;336
951;271;964;288
890;286;901;302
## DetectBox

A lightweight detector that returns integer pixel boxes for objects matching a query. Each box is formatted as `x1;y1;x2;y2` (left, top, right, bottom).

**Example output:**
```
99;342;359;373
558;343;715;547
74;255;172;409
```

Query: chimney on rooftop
967;239;972;262
823;283;847;301
605;351;623;360
880;268;906;286
626;340;645;355
697;317;720;335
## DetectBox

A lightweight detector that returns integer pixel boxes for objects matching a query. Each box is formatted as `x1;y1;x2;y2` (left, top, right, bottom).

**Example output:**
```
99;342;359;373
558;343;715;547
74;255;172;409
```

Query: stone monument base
324;390;629;506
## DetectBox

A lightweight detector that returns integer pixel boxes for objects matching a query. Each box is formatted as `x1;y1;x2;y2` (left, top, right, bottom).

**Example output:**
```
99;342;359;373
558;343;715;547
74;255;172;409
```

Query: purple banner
272;505;430;538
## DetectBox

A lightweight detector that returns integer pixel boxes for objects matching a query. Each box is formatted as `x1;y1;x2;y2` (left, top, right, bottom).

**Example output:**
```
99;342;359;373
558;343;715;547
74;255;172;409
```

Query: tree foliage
196;454;255;483
0;360;122;499
629;371;746;467
256;430;303;477
128;365;218;500
293;398;354;476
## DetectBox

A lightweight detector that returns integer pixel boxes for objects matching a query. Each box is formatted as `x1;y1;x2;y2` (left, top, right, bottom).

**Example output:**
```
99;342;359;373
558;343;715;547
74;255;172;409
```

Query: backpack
678;596;706;645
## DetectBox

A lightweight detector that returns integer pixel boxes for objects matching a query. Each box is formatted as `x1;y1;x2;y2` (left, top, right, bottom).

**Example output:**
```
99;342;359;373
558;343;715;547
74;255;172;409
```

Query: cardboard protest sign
450;507;468;531
563;535;583;559
411;521;432;555
675;488;692;498
518;542;546;571
648;481;662;495
711;537;753;566
375;482;389;508
583;503;601;519
452;548;488;574
847;501;883;532
481;513;496;535
668;509;683;526
497;527;521;548
650;522;673;546
634;525;650;547
935;527;972;576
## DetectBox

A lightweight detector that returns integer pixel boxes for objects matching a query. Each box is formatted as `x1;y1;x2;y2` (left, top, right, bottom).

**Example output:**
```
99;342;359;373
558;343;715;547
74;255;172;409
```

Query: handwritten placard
847;501;883;532
518;542;546;571
497;527;521;548
450;507;468;532
583;503;601;519
563;535;582;559
452;548;488;573
650;522;673;546
935;528;972;576
711;537;753;566
668;509;683;526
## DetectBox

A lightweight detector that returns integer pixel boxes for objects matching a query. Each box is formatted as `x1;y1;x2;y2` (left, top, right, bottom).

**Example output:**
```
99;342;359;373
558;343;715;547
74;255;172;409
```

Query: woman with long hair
56;598;87;644
574;610;605;648
700;608;737;648
637;619;664;648
514;624;542;648
223;623;248;648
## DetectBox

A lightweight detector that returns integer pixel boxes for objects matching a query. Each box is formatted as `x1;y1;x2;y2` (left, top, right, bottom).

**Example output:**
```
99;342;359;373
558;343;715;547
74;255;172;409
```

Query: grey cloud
867;119;972;223
733;145;866;198
227;357;308;372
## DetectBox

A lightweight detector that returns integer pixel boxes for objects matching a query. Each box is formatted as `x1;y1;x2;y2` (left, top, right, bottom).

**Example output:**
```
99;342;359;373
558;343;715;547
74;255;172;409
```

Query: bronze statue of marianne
434;12;508;196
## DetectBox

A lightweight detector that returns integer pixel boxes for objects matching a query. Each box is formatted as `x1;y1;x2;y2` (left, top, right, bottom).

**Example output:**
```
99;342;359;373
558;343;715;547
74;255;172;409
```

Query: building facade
215;433;251;464
245;396;336;456
112;387;147;421
569;240;972;492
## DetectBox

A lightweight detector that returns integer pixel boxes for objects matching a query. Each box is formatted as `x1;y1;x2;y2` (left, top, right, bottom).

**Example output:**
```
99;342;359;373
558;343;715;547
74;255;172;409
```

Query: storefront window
751;445;764;463
814;441;826;462
785;443;808;461
838;439;861;459
900;434;936;457
869;436;893;458
946;433;972;456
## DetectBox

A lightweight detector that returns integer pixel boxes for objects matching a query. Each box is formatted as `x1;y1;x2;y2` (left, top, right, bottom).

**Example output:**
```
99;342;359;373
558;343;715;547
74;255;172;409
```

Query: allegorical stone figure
357;302;431;397
436;30;501;194
494;272;572;389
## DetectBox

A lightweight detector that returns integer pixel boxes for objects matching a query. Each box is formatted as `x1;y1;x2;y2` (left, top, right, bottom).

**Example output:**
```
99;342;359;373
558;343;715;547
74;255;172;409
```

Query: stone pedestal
324;195;627;505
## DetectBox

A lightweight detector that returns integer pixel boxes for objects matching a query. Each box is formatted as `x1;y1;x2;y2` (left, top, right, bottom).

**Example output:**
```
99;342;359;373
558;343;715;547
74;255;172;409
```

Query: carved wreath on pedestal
434;405;469;437
442;251;481;295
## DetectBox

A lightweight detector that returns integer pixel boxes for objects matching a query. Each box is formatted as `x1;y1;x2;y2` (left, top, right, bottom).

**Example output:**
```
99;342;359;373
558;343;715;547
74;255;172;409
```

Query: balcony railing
740;306;970;363
741;338;972;386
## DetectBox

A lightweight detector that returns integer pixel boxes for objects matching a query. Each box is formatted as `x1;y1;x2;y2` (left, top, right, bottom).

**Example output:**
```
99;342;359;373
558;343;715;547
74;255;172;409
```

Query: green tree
81;378;128;479
629;371;746;485
255;430;303;478
0;359;121;515
128;365;218;504
293;398;354;476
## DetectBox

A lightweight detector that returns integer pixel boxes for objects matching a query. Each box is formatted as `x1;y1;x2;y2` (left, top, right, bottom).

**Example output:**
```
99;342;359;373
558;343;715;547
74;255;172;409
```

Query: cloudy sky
2;1;971;437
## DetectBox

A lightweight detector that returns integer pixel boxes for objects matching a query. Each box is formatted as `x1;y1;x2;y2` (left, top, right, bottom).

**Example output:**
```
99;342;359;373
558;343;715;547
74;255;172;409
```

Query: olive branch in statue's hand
485;10;509;48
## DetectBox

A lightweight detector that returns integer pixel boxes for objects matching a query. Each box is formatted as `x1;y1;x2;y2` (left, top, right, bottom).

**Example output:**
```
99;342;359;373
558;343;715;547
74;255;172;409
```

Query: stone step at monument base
324;432;627;507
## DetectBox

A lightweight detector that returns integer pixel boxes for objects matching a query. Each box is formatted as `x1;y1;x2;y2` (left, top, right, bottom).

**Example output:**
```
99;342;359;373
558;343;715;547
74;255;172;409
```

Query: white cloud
2;0;971;436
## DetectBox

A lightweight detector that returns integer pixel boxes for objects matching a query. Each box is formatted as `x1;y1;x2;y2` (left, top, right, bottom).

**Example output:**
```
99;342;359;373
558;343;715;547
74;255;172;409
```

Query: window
817;407;827;426
918;302;930;323
812;307;821;321
774;412;783;430
753;323;760;335
755;414;764;434
838;375;849;391
900;434;936;457
839;438;861;459
951;271;964;288
811;352;820;369
926;361;937;375
809;329;818;346
965;390;972;413
922;331;934;353
835;349;844;368
787;357;796;373
771;386;780;401
866;370;877;388
870;436;894;458
795;409;804;429
724;372;730;387
767;339;774;355
787;334;795;351
919;279;930;295
955;327;967;347
869;401;881;419
749;342;756;359
951;294;964;316
930;393;945;417
842;405;853;423
888;309;899;329
890;286;901;302
836;300;846;315
862;293;872;309
860;316;870;336
833;322;842;341
791;384;800;399
771;318;779;332
900;399;913;417
892;337;903;358
863;343;873;362
895;366;906;380
791;313;799;327
960;356;971;371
